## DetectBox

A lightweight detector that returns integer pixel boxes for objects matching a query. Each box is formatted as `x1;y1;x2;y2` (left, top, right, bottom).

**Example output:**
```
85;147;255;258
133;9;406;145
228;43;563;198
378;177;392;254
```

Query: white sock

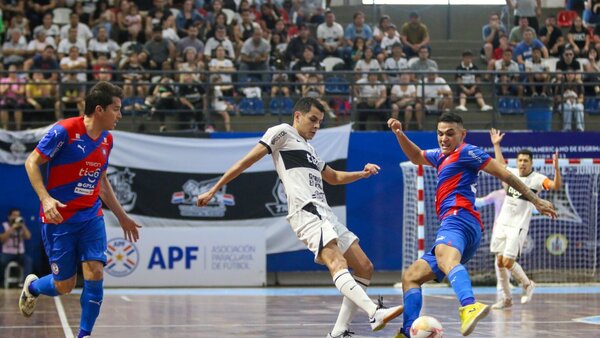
497;267;512;300
331;276;370;336
333;269;377;317
494;257;502;296
509;262;531;286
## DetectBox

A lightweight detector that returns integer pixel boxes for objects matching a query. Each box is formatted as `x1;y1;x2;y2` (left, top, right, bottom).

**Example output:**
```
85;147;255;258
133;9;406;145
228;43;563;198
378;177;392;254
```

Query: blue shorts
421;213;482;282
42;216;107;281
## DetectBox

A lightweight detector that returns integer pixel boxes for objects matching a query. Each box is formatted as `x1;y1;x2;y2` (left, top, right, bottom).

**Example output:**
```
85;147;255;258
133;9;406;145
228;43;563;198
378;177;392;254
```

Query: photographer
0;208;33;285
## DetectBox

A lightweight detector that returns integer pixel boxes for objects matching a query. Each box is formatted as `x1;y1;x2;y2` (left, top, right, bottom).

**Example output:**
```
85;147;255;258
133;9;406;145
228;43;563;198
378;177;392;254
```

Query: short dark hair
517;149;533;160
8;208;19;215
84;81;123;116
294;97;325;115
438;112;464;126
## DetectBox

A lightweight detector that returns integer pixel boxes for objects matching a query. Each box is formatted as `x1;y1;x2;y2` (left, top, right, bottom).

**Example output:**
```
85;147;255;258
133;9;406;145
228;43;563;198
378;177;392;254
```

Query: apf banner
103;226;266;287
0;126;50;164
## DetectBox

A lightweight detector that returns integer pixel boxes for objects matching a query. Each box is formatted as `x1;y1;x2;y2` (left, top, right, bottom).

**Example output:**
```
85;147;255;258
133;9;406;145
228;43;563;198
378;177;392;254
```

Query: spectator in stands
120;52;148;98
211;85;233;132
91;53;114;82
390;72;417;129
317;10;345;59
208;45;235;98
494;48;523;97
302;73;325;99
160;15;180;44
525;47;551;96
509;17;537;46
151;74;177;132
2;29;28;67
176;0;204;35
400;11;431;59
556;70;585;131
350;37;366;68
556;46;582;82
271;58;290;97
415;69;453;118
178;47;203;83
410;46;438;78
60;12;93;42
583;0;600;28
24;45;59;82
300;0;325;24
344;11;373;49
384;43;408;84
355;71;387;131
26;30;56;58
354;47;381;79
88;27;120;65
568;16;591;57
292;45;324;84
26;70;57;124
32;12;60;41
8;11;30;39
145;0;173;39
379;24;401;64
89;0;116;37
539;14;565;57
507;0;542;32
60;46;88;84
178;72;206;130
204;24;236;62
0;0;25;23
485;35;512;78
481;13;507;63
206;0;225;26
56;71;85;118
286;23;321;62
514;27;548;65
583;47;600;97
57;27;88;59
234;10;256;56
270;33;288;64
117;1;143;44
122;80;147;119
455;50;493;112
0;64;26;130
373;15;394;45
0;208;33;286
259;3;280;32
26;0;56;29
141;25;176;70
239;27;271;85
177;25;205;61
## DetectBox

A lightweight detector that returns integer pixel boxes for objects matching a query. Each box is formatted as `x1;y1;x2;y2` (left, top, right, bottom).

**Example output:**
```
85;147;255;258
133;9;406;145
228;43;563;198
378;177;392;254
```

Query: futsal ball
410;315;444;338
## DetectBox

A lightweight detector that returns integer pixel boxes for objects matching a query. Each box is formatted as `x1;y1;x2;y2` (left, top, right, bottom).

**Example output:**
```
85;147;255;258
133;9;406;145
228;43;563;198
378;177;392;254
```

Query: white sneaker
327;330;354;338
521;281;536;304
491;297;512;310
455;105;468;111
481;104;493;111
19;274;39;318
369;297;404;331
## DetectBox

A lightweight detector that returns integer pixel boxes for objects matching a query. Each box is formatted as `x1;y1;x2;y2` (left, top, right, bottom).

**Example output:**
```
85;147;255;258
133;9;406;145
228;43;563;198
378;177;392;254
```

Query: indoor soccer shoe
521;281;536;304
491;297;512;310
19;274;39;318
327;330;354;337
392;330;408;338
369;297;404;331
458;301;490;336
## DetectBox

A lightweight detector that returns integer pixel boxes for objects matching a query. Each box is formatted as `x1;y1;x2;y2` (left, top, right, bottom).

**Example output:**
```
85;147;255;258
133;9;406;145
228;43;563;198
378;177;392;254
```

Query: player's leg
490;225;512;309
501;228;535;304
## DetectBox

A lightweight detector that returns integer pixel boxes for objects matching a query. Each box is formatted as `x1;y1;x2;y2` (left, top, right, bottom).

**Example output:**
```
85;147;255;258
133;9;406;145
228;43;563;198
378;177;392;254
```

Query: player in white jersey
196;97;403;338
488;128;561;310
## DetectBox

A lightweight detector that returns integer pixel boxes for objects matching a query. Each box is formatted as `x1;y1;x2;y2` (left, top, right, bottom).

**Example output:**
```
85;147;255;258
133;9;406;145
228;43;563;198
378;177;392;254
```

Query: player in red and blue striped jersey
21;81;142;338
388;113;556;337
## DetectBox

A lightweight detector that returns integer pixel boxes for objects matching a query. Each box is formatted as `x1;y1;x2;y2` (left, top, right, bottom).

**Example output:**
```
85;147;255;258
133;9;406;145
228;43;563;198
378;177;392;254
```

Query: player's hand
552;150;559;169
196;191;215;207
489;128;505;145
535;198;558;219
42;196;67;224
119;215;142;242
387;118;403;134
361;163;381;178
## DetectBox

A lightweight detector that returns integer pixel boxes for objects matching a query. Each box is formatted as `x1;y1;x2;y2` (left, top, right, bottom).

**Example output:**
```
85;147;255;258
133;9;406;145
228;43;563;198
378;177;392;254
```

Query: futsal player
196;97;404;338
387;113;556;337
21;81;142;338
488;128;561;309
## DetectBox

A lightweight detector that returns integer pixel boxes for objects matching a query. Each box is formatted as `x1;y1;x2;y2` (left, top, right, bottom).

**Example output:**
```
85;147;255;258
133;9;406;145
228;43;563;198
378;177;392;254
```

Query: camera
12;216;24;228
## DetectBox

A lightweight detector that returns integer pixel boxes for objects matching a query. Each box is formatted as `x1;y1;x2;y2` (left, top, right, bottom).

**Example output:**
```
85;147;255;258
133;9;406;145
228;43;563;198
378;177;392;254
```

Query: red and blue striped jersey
422;143;491;228
35;117;113;224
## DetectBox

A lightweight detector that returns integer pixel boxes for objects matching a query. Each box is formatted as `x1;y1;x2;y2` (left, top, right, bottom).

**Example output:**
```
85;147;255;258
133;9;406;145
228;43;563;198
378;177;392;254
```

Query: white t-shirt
87;38;120;59
380;35;401;54
356;78;386;98
259;123;329;217
354;59;381;78
416;77;451;99
57;39;88;55
208;58;234;84
317;22;344;48
60;56;87;82
525;59;549;73
391;84;416;99
59;23;93;41
495;167;550;231
27;37;56;53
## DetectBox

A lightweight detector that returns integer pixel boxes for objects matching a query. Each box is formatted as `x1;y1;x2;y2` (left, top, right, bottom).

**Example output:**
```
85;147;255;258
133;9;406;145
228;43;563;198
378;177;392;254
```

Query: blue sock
402;288;422;337
79;280;103;335
448;265;475;307
29;274;59;297
77;329;91;338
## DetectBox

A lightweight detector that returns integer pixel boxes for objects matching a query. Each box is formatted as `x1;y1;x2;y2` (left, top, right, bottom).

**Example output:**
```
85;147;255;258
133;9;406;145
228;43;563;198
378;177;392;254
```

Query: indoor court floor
1;285;599;337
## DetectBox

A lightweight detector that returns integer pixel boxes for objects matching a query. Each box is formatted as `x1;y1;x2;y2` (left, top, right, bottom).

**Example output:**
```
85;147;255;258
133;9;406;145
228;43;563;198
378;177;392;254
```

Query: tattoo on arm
505;173;538;203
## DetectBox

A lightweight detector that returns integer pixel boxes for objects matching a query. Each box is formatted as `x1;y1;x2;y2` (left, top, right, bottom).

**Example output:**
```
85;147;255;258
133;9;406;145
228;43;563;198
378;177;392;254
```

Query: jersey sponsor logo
49;140;64;158
171;178;236;217
265;179;288;216
105;237;139;277
506;186;538;200
280;150;320;171
71;133;83;142
79;167;102;183
271;130;287;145
107;167;137;212
74;186;94;195
468;150;483;163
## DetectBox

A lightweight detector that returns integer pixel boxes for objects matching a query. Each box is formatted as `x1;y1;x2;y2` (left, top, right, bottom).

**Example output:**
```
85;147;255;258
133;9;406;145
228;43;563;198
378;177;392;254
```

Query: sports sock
333;269;376;317
402;287;422;337
509;262;531;286
494;256;502;299
79;280;103;335
330;276;370;336
77;329;91;338
448;265;475;307
28;274;59;297
497;267;512;300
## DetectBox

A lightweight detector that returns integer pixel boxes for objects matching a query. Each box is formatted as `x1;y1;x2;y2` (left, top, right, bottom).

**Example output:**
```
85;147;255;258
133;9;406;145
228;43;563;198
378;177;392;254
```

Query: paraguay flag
171;191;185;204
222;194;235;206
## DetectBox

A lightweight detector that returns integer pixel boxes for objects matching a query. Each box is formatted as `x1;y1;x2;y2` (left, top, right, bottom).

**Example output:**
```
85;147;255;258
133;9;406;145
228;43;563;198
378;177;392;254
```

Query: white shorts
490;223;528;260
288;202;358;264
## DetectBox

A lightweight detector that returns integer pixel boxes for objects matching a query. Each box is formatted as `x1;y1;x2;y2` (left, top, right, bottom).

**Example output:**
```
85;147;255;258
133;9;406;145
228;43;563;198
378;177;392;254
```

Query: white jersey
495;167;550;231
259;124;329;217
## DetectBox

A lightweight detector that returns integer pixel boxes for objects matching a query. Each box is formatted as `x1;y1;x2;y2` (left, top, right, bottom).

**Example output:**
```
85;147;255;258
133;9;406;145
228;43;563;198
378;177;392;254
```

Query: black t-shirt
556;59;581;72
292;59;323;74
178;83;205;104
455;63;479;88
539;25;563;50
568;26;588;51
32;55;59;79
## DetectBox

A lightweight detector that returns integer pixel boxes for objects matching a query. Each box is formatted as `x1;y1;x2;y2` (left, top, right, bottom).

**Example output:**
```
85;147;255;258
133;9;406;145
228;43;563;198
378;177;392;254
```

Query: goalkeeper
488;128;561;310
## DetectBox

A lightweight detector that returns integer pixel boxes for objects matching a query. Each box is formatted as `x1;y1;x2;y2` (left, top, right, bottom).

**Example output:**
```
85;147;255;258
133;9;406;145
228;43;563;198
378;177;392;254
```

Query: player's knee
503;257;514;269
355;259;374;277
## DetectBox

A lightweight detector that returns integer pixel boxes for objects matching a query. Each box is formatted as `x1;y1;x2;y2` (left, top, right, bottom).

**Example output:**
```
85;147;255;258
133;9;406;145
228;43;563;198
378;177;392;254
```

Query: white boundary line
54;297;74;338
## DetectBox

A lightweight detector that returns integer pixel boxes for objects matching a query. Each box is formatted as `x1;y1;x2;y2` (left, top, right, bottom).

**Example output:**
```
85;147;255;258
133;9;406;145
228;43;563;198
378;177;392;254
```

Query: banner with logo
104;226;266;286
0;126;50;165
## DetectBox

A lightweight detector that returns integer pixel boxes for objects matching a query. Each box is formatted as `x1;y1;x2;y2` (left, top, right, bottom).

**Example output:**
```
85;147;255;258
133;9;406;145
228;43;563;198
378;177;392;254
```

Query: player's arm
196;143;269;206
322;163;380;185
386;118;429;166
100;172;142;242
482;159;557;218
24;150;66;224
545;150;562;190
489;128;506;166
